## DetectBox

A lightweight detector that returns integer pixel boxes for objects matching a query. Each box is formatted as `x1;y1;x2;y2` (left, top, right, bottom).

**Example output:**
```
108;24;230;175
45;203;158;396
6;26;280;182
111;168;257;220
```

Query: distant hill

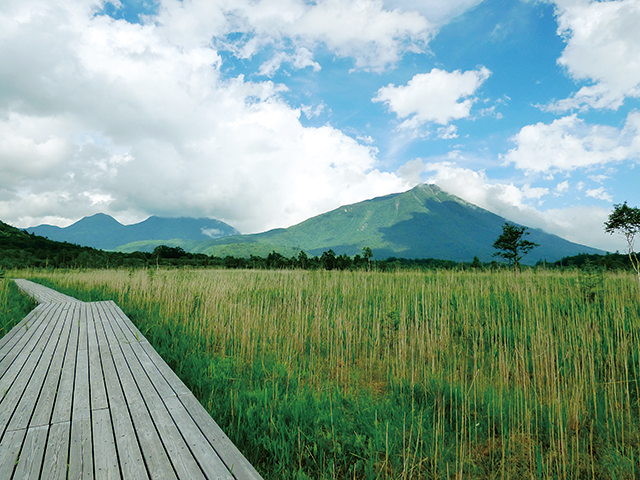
22;184;604;263
27;214;239;251
187;184;603;263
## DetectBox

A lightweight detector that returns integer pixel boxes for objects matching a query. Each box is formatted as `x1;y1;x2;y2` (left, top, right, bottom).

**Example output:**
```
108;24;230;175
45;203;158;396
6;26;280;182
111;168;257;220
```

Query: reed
20;267;640;479
0;278;37;340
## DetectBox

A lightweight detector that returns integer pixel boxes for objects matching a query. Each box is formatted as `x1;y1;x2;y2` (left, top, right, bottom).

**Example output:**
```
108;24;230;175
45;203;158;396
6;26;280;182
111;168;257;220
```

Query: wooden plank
128;402;176;480
42;421;71;480
30;304;75;428
92;408;121;480
70;304;93;479
178;394;264;480
105;300;262;479
13;424;48;479
99;344;148;479
51;303;80;425
99;346;148;479
116;336;205;479
69;418;93;480
0;428;25;479
5;303;71;433
97;303;175;480
0;304;61;434
136;399;205;480
88;304;108;411
0;305;56;382
163;396;234;480
14;279;82;305
0;302;47;353
1;280;263;479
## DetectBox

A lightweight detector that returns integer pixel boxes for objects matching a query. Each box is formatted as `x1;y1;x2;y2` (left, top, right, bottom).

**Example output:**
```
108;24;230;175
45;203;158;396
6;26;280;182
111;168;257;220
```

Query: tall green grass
23;268;640;479
0;278;37;340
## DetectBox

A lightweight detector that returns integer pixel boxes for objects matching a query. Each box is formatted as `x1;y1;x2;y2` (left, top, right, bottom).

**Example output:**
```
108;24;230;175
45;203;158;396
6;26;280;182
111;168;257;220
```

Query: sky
1;0;639;253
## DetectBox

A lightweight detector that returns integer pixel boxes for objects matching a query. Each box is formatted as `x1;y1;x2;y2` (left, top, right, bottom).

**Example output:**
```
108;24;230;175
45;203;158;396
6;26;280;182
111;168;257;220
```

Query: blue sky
1;0;639;252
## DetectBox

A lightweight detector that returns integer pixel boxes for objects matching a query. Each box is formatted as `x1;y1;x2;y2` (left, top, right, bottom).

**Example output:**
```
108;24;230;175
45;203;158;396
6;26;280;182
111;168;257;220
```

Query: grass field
15;267;640;479
0;276;37;339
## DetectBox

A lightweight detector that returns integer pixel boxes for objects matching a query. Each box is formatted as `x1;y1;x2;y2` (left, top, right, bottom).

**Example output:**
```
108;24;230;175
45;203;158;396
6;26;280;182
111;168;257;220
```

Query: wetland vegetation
7;267;638;479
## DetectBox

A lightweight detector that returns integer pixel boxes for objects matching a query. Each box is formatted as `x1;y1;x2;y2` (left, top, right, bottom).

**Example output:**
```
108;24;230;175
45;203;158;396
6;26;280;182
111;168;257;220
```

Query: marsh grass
0;278;37;340
19;267;640;479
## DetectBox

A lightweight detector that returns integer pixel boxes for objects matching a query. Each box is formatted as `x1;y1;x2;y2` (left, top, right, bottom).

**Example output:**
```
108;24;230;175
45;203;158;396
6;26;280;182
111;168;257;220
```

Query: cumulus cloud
548;0;640;110
0;0;411;232
555;180;569;194
372;67;491;128
503;112;640;173
159;0;433;72
586;187;613;202
384;0;485;25
423;161;624;252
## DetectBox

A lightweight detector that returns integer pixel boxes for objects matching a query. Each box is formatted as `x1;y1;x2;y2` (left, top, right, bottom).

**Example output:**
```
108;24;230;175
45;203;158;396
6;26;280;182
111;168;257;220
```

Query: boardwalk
1;279;263;480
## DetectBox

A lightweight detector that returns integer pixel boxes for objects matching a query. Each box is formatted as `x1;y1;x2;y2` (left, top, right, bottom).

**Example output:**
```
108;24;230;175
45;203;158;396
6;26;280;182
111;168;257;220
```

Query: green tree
493;223;538;277
362;246;373;270
470;255;483;270
604;201;640;293
320;249;337;270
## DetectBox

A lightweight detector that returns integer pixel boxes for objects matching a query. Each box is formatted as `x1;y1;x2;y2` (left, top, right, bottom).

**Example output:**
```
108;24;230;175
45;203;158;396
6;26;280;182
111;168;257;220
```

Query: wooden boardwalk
1;279;263;480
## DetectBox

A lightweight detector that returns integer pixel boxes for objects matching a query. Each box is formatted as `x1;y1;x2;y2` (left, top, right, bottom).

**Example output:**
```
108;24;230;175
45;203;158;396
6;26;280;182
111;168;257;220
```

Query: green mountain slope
27;214;239;250
192;184;603;263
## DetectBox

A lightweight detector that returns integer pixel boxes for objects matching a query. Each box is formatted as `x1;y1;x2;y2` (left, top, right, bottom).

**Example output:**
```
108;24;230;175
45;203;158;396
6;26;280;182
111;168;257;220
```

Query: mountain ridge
26;184;604;263
27;214;239;250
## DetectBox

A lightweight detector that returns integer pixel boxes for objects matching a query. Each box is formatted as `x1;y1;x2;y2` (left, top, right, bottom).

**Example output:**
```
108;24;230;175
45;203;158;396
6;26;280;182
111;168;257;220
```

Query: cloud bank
0;0;433;232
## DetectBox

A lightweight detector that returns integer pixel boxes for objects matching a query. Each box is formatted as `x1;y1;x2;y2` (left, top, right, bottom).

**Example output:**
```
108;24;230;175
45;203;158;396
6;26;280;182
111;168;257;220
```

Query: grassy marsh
17;268;640;479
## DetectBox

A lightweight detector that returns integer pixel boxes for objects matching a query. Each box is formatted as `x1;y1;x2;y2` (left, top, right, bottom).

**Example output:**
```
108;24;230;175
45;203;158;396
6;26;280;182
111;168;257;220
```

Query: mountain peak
27;214;239;250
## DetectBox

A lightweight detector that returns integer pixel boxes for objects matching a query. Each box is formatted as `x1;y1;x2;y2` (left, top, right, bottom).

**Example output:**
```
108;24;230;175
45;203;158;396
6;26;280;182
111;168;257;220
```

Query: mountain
27;214;239;251
188;184;603;263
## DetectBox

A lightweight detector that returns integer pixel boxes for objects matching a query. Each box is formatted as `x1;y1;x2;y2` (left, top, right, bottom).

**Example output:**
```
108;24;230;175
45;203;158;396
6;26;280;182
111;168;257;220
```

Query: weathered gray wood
0;304;61;433
163;395;234;480
179;394;264;480
0;305;56;386
30;304;75;428
42;421;71;480
70;304;93;479
92;408;121;480
69;418;93;480
98;342;148;479
115;329;205;479
0;303;47;354
51;303;80;425
88;305;108;412
13;424;48;478
97;302;176;480
2;281;263;480
5;303;70;433
14;278;83;304
0;429;25;479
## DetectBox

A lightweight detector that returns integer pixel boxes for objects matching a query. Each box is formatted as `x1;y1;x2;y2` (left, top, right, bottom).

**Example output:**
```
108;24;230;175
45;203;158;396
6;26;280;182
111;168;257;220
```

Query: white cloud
549;0;640;110
588;174;609;183
258;47;321;77
158;0;433;72
503;112;640;173
555;180;569;194
300;102;327;119
373;67;491;127
437;125;459;139
586;187;613;202
0;0;410;232
423;161;625;251
383;0;485;25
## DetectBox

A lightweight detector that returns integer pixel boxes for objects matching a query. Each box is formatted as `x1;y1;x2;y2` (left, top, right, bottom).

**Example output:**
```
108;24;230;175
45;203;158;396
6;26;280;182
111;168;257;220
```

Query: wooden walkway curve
1;279;263;480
